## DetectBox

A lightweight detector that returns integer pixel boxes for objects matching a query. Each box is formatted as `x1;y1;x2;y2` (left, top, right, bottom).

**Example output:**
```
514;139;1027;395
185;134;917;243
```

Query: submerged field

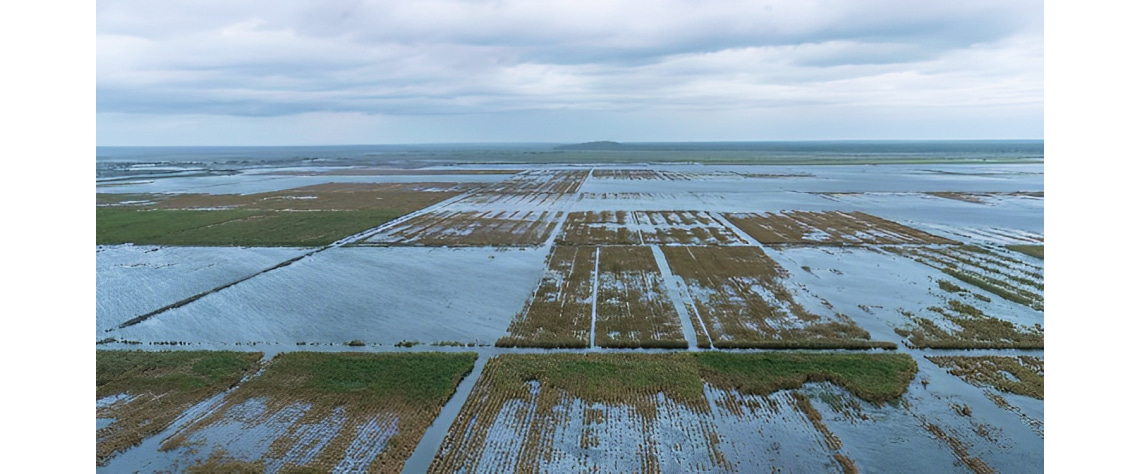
96;161;1043;472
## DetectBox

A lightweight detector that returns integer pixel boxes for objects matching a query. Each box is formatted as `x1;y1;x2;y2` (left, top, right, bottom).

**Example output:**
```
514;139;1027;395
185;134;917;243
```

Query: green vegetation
476;352;917;408
1007;244;1044;260
695;352;918;404
928;356;1044;400
482;353;707;404
97;207;402;247
240;352;476;405
97;350;262;399
96;350;263;466
712;339;897;350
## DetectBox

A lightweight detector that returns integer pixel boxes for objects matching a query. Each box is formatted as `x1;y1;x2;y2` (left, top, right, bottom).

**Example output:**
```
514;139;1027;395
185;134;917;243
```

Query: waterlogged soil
96;162;1042;471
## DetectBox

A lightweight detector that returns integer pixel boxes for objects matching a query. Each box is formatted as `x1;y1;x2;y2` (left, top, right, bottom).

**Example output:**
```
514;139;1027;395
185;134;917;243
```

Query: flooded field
96;161;1043;472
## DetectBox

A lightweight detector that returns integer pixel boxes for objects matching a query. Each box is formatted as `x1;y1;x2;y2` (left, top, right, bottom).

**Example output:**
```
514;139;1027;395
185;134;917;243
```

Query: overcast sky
96;0;1043;145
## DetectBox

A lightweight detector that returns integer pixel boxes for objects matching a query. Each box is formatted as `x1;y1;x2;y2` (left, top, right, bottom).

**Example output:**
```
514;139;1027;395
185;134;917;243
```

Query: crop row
724;211;959;246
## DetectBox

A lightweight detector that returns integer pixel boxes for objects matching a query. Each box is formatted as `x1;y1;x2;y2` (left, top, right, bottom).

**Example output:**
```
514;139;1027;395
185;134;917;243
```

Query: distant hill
554;141;627;151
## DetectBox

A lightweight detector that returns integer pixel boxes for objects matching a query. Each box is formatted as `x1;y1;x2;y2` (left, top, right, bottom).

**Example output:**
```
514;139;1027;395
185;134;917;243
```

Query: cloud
96;0;1043;142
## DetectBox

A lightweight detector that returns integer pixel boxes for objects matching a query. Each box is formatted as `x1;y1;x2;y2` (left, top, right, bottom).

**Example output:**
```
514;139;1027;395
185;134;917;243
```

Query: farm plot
557;210;747;245
96;183;463;247
478;170;590;194
588;169;730;180
914;224;1043;246
261;168;522;176
927;356;1045;439
155;352;476;473
590;169;663;180
96;245;307;335
594;247;687;348
111;247;547;345
96;350;263;466
361;210;563;247
429;352;919;473
927;191;1044;205
893;299;1044;349
449;191;572;209
927;356;1043;400
497;246;596;348
724;211;958;246
893;244;1044;311
761;246;1045;349
662;246;892;349
556;211;641;245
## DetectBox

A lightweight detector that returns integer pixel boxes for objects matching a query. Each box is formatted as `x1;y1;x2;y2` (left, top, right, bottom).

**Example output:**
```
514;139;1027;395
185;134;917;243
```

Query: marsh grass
96;350;263;466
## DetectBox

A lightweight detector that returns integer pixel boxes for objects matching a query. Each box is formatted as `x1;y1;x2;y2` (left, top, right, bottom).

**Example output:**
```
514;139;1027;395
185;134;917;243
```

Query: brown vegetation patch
927;356;1043;399
928;192;989;204
725;211;958;246
893;301;1044;349
662;246;893;349
557;210;747;246
162;352;476;473
428;353;713;473
479;170;590;194
590;169;663;179
497;246;596;348
96;350;263;466
924;423;995;474
430;352;915;472
557;211;642;245
594;246;688;348
896;245;1043;311
366;209;563;246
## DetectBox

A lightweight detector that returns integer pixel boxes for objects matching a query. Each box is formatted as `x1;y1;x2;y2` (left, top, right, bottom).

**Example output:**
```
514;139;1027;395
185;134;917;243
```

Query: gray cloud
97;0;1043;142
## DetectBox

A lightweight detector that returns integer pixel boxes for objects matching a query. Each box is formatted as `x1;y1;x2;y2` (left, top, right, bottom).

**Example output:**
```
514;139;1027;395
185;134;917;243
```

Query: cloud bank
97;0;1043;144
